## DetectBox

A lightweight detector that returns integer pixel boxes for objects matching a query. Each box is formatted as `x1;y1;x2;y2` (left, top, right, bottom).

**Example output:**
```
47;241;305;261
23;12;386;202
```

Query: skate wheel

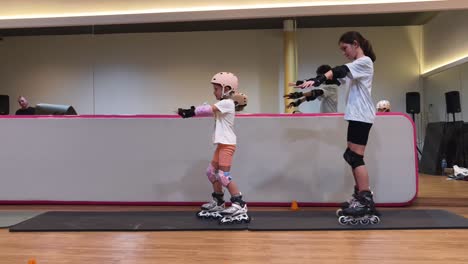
219;218;231;225
338;216;348;225
196;211;206;218
211;213;222;219
370;216;380;224
360;218;370;225
336;209;344;217
350;218;359;225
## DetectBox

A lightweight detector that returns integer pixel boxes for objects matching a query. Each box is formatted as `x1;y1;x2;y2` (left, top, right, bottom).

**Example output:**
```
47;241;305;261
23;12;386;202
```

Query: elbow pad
331;65;350;79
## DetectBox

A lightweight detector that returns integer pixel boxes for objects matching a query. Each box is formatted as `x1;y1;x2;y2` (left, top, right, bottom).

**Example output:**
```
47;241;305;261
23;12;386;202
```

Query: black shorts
347;120;372;146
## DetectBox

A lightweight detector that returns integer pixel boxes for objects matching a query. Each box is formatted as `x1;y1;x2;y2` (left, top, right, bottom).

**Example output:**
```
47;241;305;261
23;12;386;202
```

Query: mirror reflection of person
15;96;36;115
284;64;339;113
376;100;391;112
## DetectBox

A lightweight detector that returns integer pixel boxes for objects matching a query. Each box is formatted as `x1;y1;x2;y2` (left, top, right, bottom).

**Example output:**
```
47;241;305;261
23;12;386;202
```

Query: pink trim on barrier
0;113;345;119
0;112;418;207
0;114;177;119
0;112;417;119
0;113;343;119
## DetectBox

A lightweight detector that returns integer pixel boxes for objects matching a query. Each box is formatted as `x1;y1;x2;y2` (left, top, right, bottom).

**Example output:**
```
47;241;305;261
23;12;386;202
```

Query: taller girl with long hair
287;31;380;225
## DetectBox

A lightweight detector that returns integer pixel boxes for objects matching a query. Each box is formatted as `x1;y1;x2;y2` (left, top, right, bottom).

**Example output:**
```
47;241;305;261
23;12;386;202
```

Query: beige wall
421;9;468;126
92;30;282;114
0;30;283;114
422;10;468;73
0;35;95;114
0;26;421;115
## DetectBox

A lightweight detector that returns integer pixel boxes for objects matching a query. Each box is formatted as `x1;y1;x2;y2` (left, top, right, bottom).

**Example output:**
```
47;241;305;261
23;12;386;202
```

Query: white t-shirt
343;56;376;123
317;84;338;113
213;99;236;145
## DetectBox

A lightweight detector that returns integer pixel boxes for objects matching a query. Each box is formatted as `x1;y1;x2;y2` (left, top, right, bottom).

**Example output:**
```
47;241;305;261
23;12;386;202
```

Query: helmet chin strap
221;85;233;99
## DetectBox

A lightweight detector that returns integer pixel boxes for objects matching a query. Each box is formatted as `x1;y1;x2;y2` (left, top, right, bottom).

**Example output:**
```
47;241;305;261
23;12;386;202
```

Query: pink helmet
211;72;238;95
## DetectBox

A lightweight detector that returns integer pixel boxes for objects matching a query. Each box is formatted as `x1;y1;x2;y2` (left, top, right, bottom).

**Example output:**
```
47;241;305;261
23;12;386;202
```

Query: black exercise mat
248;210;468;231
9;210;468;232
9;211;248;232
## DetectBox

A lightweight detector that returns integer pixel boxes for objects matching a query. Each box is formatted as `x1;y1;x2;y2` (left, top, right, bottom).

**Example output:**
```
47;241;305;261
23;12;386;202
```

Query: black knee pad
343;148;365;169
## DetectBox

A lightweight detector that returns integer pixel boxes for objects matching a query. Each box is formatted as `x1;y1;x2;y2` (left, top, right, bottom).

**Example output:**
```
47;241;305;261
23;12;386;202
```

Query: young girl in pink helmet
178;72;249;224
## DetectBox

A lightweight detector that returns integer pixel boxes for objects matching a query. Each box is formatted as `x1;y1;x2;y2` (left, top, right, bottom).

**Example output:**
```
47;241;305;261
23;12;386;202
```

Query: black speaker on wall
445;91;461;114
0;95;9;115
406;92;420;114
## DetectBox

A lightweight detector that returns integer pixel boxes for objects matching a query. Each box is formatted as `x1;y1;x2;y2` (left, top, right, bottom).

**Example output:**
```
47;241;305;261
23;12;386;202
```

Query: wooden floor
1;174;467;264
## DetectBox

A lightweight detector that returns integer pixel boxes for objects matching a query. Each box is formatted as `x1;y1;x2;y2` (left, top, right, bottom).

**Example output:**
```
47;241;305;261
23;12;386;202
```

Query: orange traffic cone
290;200;299;211
28;259;36;264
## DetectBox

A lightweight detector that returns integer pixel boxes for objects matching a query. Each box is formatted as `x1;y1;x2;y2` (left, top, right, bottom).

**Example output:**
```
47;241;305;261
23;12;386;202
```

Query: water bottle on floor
441;158;447;176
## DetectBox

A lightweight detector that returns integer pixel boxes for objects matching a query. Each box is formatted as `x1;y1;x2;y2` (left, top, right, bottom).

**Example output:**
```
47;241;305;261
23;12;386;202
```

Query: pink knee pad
206;164;217;183
217;170;232;187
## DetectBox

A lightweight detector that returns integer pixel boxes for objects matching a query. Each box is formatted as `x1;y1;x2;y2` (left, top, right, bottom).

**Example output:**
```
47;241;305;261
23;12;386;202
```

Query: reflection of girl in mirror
285;64;339;113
